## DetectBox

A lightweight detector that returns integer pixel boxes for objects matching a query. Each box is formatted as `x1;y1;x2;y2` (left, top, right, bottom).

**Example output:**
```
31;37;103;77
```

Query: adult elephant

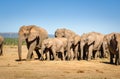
0;36;4;56
103;33;120;65
41;38;68;61
18;25;48;61
67;34;81;60
80;32;104;60
55;28;76;38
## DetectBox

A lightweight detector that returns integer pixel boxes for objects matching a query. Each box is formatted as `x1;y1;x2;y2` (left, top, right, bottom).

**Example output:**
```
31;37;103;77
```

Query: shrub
4;38;26;45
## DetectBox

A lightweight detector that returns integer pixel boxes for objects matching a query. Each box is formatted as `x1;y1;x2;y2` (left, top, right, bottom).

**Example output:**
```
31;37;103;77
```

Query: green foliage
4;38;26;45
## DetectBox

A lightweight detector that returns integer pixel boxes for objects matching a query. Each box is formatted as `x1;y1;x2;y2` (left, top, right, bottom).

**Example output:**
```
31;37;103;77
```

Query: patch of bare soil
0;45;120;79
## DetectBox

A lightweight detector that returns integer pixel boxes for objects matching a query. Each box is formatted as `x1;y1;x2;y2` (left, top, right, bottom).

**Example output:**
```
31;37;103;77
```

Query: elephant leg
80;46;84;60
115;50;120;65
61;48;65;61
52;50;58;61
62;52;65;61
31;52;34;60
88;45;93;61
115;53;119;65
46;51;50;61
0;44;3;56
119;51;120;65
26;42;36;61
74;46;78;60
70;49;74;60
94;50;99;59
0;49;1;56
66;51;71;60
110;52;114;64
35;49;41;59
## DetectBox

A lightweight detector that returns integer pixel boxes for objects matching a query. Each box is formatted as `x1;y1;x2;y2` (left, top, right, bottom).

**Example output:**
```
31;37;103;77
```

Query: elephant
55;28;76;38
55;28;79;60
67;34;81;60
18;25;48;61
80;32;104;60
103;33;120;65
41;37;68;61
0;36;4;56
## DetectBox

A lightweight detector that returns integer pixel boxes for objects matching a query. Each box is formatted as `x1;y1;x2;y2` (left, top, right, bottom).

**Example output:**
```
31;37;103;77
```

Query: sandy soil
0;45;120;79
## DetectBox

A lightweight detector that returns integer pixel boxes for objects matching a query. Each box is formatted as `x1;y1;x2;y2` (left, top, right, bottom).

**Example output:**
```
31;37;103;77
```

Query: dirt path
0;45;120;79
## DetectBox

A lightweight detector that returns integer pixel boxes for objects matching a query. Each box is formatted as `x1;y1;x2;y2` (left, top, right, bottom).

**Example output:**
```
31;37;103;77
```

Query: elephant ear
47;40;53;48
28;27;39;42
87;37;95;45
107;33;115;45
88;40;95;45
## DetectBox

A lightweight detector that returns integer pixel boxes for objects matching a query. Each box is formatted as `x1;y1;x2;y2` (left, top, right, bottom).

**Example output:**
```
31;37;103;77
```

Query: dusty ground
0;45;120;79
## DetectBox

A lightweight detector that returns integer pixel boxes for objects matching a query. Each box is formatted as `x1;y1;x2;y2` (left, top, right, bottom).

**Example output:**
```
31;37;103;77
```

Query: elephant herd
0;25;120;65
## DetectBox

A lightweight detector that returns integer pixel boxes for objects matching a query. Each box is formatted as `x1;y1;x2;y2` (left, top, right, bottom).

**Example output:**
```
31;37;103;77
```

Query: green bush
4;38;26;45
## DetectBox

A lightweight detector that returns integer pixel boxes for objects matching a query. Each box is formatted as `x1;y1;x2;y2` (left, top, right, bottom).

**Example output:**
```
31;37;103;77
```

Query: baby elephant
0;36;4;56
41;38;67;60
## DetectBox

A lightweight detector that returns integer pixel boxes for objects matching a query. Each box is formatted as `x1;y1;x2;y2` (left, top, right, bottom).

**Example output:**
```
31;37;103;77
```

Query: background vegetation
4;38;26;45
1;33;54;45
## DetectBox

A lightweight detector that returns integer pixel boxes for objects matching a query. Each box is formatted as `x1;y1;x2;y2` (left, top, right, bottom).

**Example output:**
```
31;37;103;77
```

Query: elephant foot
54;58;61;61
115;62;119;65
87;58;91;61
73;58;78;61
110;61;114;64
115;61;120;65
0;53;3;56
40;57;44;61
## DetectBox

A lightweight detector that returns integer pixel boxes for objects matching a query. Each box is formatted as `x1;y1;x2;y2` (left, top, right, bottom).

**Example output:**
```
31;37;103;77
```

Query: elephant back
32;25;48;47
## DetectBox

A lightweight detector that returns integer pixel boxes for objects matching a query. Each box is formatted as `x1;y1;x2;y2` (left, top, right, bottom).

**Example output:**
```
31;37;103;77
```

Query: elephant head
55;28;65;37
55;28;76;38
41;38;53;60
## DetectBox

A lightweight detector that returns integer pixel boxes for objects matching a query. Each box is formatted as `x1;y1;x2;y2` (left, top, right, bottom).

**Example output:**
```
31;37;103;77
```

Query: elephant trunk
67;39;72;60
18;37;23;61
41;45;45;60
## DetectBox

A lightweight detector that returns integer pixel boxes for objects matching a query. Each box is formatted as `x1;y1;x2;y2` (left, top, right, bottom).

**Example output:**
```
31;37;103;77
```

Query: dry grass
0;45;120;79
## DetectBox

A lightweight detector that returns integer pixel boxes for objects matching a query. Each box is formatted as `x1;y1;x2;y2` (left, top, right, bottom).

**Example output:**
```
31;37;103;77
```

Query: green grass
4;38;26;45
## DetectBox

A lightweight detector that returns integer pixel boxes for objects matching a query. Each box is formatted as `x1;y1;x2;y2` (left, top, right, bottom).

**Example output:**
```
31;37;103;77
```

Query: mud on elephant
0;36;4;56
41;38;68;61
18;25;48;61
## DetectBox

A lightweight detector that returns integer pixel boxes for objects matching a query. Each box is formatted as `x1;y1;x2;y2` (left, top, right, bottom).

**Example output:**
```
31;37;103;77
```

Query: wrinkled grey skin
41;38;68;60
80;32;104;60
18;25;48;61
54;28;78;60
103;33;120;65
0;36;4;56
